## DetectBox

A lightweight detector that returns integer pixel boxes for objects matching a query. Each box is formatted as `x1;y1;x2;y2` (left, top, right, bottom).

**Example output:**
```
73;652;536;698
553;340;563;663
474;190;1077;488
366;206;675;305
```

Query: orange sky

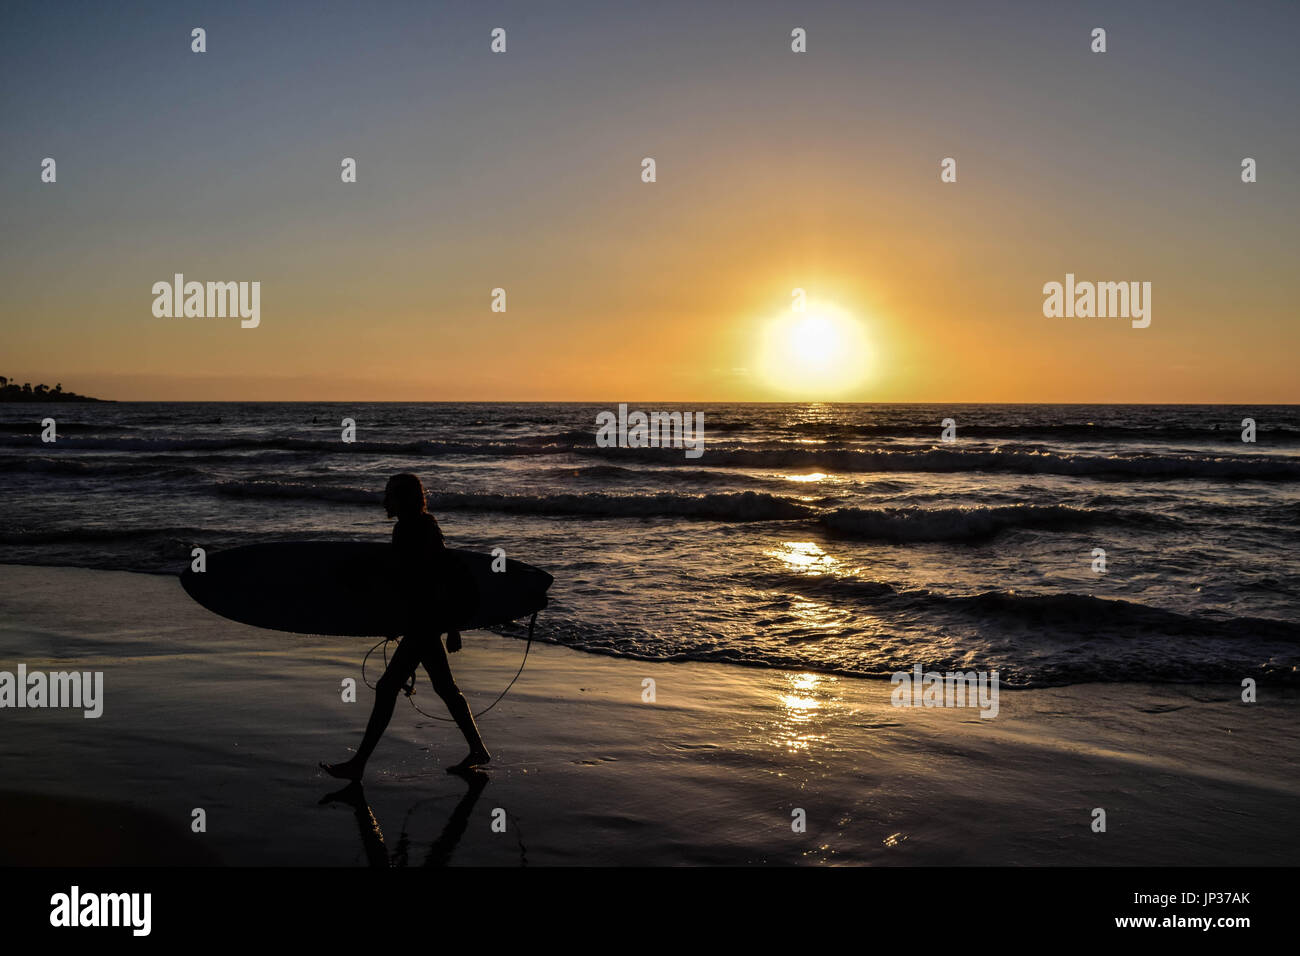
3;2;1297;403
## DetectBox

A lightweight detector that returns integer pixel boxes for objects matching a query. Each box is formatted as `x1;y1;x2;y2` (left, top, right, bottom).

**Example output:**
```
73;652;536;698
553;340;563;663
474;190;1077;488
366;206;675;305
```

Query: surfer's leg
322;636;423;780
421;637;491;771
358;637;425;763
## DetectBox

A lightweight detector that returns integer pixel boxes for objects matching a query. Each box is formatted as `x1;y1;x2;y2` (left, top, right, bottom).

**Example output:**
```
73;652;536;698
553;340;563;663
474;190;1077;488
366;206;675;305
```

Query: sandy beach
1;562;1295;867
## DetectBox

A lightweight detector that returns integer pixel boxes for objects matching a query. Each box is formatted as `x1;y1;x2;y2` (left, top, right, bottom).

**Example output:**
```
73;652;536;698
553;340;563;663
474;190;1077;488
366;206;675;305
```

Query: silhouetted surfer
322;473;489;779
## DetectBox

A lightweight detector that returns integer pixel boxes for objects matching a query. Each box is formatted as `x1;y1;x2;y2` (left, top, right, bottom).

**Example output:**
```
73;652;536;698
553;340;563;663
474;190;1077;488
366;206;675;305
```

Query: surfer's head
384;473;427;518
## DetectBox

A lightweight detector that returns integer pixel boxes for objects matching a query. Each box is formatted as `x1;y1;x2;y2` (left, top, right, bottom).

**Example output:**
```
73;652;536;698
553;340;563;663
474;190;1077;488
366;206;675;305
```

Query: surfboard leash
361;612;537;721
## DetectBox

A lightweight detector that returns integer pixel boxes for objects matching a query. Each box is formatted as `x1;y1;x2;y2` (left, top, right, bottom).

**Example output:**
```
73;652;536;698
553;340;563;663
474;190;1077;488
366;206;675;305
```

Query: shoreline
1;563;1296;866
2;558;1290;692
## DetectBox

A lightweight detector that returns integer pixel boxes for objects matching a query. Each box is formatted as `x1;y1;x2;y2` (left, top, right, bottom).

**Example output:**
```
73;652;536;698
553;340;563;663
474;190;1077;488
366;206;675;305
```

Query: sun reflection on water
768;541;837;572
772;672;833;754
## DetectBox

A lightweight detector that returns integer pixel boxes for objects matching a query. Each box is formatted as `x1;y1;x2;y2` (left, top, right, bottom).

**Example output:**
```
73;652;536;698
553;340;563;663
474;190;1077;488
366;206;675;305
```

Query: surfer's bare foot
320;758;364;781
447;749;490;773
319;780;366;807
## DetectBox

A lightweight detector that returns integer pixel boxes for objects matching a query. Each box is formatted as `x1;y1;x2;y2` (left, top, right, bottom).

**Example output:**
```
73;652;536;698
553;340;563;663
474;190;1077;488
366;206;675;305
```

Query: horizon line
7;398;1298;407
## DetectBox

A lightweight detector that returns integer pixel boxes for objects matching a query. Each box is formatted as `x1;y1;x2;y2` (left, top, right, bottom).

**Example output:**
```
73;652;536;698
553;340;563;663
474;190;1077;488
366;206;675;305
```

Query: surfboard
180;541;552;637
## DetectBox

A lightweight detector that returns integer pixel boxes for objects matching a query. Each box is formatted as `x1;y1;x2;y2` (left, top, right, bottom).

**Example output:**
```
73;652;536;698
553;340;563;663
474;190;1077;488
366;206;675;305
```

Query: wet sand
1;563;1296;866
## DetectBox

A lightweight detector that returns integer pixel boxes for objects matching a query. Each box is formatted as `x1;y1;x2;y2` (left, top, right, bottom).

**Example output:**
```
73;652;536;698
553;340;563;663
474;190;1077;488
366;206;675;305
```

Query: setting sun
756;304;872;398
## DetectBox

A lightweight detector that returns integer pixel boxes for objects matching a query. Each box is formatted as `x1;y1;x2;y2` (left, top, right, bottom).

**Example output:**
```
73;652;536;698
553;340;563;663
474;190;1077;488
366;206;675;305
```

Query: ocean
2;402;1297;688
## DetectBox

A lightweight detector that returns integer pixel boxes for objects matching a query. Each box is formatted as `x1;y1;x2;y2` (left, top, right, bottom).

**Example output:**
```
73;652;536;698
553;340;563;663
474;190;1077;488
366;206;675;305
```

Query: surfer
321;473;490;779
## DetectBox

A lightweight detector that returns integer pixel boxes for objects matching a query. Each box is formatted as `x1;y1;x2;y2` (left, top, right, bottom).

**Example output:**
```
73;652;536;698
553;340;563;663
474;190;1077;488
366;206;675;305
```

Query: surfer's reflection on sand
320;770;488;867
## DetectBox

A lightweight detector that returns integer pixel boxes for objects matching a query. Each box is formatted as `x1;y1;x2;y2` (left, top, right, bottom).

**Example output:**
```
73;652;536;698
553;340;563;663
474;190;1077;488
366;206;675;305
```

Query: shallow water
2;401;1297;686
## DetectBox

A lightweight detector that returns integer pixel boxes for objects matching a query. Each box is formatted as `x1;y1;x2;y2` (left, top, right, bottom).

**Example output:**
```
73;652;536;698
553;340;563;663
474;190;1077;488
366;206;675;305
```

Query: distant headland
0;377;108;402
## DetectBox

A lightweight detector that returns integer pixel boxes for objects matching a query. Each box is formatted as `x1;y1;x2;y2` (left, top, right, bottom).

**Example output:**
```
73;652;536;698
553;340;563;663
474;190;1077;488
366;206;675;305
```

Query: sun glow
756;304;872;398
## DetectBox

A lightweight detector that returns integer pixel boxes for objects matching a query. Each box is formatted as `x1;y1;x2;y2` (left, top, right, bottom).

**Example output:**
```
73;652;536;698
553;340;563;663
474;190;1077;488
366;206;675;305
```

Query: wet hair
385;473;427;515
